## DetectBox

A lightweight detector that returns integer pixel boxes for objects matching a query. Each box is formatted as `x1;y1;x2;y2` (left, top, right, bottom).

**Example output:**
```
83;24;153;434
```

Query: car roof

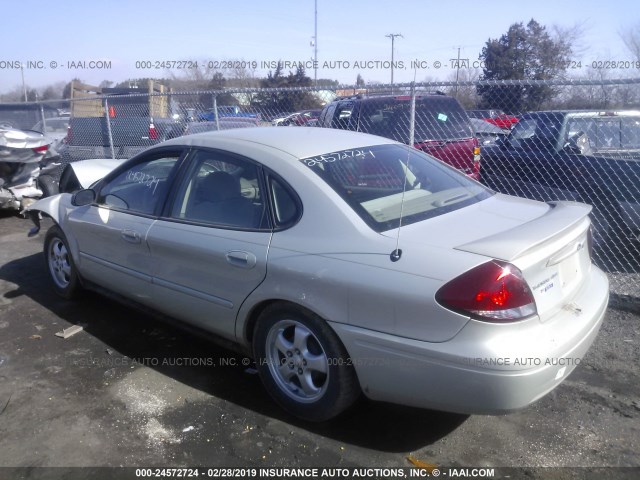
525;110;640;118
160;126;397;159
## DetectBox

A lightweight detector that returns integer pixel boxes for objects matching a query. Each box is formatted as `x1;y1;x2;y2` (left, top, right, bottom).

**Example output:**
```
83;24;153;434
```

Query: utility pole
20;63;27;102
454;46;461;97
386;33;403;93
312;0;318;87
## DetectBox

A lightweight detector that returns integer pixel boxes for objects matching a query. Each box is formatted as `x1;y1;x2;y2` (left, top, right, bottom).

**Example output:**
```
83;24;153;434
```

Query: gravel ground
0;212;638;479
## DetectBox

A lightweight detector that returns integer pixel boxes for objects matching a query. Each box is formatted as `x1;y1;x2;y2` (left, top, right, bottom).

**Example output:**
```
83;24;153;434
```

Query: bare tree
0;86;26;102
620;21;640;61
445;67;481;108
551;21;589;59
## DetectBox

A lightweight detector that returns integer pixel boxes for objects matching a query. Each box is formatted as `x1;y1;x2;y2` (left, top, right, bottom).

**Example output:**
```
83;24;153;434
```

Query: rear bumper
331;266;609;414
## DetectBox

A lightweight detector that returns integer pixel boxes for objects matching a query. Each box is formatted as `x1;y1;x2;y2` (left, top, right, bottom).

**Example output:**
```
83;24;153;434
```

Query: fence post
103;97;115;159
39;104;47;133
409;81;416;147
213;94;220;131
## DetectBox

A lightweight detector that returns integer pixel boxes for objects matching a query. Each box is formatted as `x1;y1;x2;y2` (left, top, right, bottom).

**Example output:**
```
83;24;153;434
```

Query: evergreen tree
477;19;572;113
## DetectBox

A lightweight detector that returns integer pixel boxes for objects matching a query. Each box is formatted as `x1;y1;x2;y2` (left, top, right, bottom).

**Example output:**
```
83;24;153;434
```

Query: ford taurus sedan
27;127;609;422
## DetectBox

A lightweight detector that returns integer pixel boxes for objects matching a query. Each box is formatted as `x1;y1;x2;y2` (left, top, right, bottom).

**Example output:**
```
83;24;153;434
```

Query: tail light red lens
472;137;481;179
32;145;49;154
436;260;537;322
149;123;158;140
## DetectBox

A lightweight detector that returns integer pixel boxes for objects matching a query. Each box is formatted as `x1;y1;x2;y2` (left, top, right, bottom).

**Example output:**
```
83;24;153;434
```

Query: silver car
27;127;609;422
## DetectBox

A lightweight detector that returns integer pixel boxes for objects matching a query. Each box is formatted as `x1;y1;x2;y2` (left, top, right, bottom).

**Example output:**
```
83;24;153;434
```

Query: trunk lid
384;195;593;320
455;200;593;320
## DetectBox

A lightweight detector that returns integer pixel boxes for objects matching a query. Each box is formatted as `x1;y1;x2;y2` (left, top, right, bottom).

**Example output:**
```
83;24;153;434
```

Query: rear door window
169;149;267;230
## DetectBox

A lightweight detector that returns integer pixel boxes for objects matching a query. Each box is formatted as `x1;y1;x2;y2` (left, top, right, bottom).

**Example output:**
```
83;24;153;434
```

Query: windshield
301;144;491;232
358;97;473;143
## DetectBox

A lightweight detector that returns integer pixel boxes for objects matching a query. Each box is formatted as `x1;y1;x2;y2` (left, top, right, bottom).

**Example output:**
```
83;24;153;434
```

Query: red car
319;93;482;180
467;109;519;130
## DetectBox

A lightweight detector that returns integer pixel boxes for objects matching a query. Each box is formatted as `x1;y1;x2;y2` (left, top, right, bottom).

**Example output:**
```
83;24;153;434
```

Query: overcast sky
0;0;638;93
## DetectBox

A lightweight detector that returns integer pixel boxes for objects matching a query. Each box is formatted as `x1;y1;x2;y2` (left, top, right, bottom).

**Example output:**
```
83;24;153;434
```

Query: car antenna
390;82;416;263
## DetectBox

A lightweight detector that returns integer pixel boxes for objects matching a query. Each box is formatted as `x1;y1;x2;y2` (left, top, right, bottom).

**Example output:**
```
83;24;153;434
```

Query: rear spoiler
455;201;592;261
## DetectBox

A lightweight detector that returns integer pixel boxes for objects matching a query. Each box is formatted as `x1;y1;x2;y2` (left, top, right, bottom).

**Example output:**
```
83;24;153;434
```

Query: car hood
69;158;126;188
381;193;591;262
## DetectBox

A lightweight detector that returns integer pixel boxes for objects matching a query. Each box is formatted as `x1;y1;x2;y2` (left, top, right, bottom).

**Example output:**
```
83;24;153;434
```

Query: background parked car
470;118;509;146
183;119;259;136
318;93;481;179
0;127;53;210
59;82;182;163
467;109;519;130
273;110;322;126
480;110;640;248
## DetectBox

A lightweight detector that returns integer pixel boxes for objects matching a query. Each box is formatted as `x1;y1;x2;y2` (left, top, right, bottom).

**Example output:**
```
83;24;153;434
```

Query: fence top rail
2;77;640;107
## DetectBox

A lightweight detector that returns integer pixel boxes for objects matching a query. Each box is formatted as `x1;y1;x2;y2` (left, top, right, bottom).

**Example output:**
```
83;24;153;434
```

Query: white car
27;127;609;421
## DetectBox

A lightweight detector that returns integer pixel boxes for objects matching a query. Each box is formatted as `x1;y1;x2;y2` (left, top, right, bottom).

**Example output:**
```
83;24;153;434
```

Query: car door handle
121;229;141;244
225;250;257;269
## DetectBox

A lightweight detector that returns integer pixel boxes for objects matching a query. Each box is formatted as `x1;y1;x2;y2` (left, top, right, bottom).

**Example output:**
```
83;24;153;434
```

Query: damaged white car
0;126;60;211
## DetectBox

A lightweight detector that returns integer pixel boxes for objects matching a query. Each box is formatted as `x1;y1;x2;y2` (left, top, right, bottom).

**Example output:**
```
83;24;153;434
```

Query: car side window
320;104;337;127
98;154;180;215
331;102;354;129
170;149;266;229
509;119;539;149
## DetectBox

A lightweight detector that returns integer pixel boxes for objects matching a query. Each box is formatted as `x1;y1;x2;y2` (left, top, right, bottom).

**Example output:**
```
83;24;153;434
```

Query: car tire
253;303;360;422
44;225;81;299
38;174;59;198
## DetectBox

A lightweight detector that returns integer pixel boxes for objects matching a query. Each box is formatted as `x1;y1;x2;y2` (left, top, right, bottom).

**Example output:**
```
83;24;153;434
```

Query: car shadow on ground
0;251;469;453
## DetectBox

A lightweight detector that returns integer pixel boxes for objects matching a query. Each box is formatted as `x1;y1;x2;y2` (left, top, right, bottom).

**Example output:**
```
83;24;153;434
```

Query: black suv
317;93;480;179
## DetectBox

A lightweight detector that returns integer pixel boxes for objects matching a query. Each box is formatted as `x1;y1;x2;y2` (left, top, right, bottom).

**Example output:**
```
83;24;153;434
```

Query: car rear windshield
301;143;492;232
358;97;473;143
566;116;640;151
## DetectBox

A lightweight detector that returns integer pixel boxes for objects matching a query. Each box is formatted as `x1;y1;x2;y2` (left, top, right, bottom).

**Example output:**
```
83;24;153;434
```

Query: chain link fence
1;78;639;301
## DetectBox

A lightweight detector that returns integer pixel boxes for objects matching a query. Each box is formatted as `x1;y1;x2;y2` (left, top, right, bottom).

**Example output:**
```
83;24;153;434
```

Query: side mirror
71;189;96;207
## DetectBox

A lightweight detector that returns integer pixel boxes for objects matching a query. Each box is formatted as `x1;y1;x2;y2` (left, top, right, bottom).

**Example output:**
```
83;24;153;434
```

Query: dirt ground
0;212;638;478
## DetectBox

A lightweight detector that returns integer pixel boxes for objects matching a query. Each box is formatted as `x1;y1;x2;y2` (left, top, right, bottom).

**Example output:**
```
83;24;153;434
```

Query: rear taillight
472;138;481;179
149;123;158;140
32;145;49;155
436;260;537;322
587;225;594;260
